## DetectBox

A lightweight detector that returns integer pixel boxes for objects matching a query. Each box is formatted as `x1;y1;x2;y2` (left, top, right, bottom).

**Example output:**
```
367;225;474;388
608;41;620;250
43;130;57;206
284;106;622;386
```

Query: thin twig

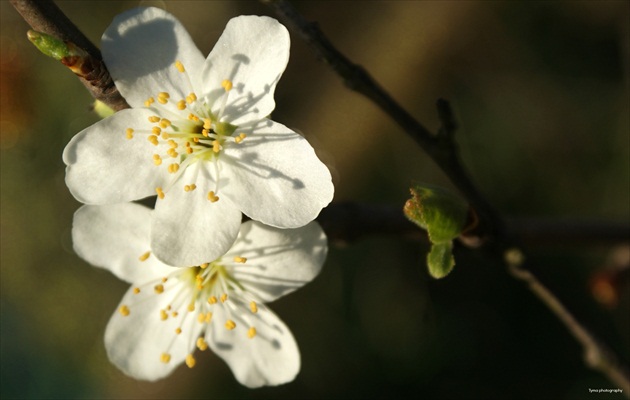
10;0;129;111
508;260;630;394
319;203;630;246
261;0;505;242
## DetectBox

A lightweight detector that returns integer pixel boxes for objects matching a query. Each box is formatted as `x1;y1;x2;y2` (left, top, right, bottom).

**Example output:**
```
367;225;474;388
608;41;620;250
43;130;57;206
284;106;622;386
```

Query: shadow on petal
106;18;178;79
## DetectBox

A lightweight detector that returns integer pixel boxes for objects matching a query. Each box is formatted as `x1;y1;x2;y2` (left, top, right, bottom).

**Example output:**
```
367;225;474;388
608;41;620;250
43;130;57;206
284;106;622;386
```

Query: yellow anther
208;296;217;304
153;156;162;166
168;163;180;174
167;148;178;158
148;116;160;123
187;92;197;103
161;277;168;283
154;284;164;294
139;251;151;261
187;113;199;121
160;309;168;321
157;96;168;104
212;140;221;153
225;320;236;330
203;118;212;130
158;92;170;99
247;327;257;339
220;293;228;303
184;184;197;192
148;135;159;146
234;256;247;264
156;187;165;199
151;126;161;135
207;191;219;202
175;60;185;73
119;305;130;316
133;287;141;294
234;133;247;144
186;147;193;154
196;337;208;351
197;313;205;323
125;128;134;139
250;301;258;314
144;97;155;107
222;79;233;92
202;129;209;137
171;311;178;317
205;312;213;323
185;354;196;368
193;137;199;143
187;303;195;312
175;328;182;335
161;132;170;140
159;118;171;128
177;99;186;110
200;263;209;269
160;353;171;363
167;139;177;148
166;305;171;311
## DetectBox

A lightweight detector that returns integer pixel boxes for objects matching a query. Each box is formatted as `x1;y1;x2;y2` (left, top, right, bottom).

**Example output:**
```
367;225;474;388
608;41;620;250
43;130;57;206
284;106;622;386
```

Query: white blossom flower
72;203;327;387
63;8;334;267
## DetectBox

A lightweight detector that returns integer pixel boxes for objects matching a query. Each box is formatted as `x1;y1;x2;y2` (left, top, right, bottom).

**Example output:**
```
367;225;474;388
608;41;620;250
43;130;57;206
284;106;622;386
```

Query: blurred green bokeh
1;1;628;399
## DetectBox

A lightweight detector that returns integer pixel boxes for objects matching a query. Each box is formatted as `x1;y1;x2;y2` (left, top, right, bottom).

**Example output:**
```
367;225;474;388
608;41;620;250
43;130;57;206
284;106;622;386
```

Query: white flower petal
151;166;242;267
226;221;327;303
102;7;205;108
105;282;203;381
222;120;334;228
207;302;299;388
72;204;176;284
201;16;290;126
63;108;165;204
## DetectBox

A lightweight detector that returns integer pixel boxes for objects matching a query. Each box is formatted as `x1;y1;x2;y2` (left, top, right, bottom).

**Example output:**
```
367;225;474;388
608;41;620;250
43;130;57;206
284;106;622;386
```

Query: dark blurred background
1;1;628;399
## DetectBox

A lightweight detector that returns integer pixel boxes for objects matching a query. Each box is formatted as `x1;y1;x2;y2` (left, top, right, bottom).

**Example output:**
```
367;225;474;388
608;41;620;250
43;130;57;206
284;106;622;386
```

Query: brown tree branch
10;0;129;111
508;260;630;394
260;0;630;393
319;203;630;247
260;0;505;243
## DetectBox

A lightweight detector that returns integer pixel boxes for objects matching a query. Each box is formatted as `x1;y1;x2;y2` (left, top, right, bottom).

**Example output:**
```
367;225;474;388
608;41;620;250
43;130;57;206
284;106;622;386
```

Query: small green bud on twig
27;30;97;80
93;100;115;119
27;30;72;60
404;184;469;278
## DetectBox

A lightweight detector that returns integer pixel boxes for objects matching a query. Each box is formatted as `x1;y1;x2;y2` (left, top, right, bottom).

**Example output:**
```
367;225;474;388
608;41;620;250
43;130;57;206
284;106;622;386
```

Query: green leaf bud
93;100;115;119
27;30;71;61
404;184;468;244
427;242;455;279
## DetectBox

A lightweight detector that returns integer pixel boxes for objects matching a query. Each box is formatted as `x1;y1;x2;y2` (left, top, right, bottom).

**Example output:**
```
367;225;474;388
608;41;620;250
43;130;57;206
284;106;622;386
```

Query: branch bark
10;0;129;111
